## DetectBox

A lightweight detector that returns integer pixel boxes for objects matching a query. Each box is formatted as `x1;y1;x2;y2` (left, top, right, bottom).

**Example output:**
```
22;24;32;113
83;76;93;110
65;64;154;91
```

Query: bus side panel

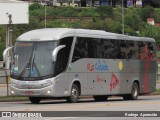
141;61;157;94
68;73;88;96
68;58;156;96
54;73;69;96
149;61;157;93
86;59;130;95
68;59;88;95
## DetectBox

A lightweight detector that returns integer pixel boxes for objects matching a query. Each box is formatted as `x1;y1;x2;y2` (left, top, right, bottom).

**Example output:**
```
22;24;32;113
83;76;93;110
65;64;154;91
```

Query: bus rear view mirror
3;46;13;63
52;45;66;62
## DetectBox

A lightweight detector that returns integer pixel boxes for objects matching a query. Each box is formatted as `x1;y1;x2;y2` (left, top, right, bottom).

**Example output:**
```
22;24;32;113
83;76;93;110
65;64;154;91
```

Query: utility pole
5;13;12;69
122;0;124;34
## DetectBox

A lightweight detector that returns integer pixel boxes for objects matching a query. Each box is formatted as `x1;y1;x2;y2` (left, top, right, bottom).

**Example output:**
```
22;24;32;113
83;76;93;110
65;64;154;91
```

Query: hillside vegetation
0;3;160;60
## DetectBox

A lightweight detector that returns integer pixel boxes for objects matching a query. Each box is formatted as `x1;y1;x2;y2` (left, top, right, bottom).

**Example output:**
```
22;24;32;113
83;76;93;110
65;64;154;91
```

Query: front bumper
10;84;55;97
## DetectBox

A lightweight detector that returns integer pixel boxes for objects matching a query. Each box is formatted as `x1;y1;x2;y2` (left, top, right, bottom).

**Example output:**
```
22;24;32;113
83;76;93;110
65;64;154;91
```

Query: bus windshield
11;41;58;80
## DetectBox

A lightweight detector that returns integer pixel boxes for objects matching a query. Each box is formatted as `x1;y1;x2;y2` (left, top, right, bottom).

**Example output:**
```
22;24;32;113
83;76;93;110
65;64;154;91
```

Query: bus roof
17;28;155;42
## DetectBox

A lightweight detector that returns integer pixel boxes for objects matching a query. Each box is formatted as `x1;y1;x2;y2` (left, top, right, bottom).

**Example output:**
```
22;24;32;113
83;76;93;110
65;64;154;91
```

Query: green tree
29;3;42;11
0;26;6;60
125;13;143;31
139;25;160;45
96;6;113;19
140;5;155;21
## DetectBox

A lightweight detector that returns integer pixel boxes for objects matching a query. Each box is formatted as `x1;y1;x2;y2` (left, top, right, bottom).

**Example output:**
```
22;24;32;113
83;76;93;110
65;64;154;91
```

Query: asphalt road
1;95;160;111
0;95;160;120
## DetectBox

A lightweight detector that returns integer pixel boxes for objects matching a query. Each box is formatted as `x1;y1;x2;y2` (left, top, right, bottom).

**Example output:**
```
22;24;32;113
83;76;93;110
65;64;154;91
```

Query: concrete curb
0;94;160;102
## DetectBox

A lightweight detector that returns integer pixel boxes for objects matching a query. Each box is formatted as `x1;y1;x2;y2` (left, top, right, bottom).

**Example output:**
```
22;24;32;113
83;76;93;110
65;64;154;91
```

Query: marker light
11;91;15;95
46;90;51;94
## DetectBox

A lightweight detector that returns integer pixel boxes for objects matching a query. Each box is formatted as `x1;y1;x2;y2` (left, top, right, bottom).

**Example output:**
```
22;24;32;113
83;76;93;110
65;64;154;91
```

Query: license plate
25;91;33;95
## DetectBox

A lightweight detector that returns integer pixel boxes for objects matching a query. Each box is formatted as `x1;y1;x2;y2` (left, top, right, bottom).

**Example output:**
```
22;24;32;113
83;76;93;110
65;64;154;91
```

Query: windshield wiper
19;56;32;78
19;44;34;78
29;54;41;77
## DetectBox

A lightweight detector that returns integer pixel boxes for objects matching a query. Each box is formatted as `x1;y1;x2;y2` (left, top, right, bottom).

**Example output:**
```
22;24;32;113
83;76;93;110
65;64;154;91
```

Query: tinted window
101;39;118;59
88;38;102;58
146;42;156;61
72;37;88;62
126;41;139;59
119;40;127;59
72;37;155;61
56;37;73;74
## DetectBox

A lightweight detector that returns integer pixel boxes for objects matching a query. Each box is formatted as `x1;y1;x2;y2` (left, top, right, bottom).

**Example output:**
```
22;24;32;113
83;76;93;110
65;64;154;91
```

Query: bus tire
29;97;41;104
123;82;139;100
93;95;108;101
66;84;79;103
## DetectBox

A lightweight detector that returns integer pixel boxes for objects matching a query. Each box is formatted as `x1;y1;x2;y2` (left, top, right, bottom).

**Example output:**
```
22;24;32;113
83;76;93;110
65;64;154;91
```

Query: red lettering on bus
87;63;94;71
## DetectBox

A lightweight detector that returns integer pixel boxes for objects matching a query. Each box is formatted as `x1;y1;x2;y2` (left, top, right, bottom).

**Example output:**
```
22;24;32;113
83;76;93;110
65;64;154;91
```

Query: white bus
3;28;157;103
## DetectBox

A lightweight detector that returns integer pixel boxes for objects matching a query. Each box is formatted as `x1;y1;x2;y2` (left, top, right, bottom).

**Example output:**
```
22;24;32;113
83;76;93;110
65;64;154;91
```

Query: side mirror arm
3;46;13;62
52;45;66;62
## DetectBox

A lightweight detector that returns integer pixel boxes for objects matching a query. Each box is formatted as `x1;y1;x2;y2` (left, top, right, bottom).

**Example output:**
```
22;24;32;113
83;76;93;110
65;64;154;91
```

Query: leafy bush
29;3;42;11
96;6;114;19
140;5;155;21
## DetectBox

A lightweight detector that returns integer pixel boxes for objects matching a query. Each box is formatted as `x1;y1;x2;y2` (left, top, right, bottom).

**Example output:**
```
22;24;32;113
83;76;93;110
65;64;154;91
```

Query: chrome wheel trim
71;88;78;99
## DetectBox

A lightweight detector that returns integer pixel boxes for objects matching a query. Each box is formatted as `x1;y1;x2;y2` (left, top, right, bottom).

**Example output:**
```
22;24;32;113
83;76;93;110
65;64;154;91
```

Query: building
19;0;160;7
147;18;155;25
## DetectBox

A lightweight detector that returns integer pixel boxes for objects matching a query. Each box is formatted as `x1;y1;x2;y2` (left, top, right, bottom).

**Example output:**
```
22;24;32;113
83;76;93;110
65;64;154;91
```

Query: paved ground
0;95;160;120
0;85;10;96
1;95;160;111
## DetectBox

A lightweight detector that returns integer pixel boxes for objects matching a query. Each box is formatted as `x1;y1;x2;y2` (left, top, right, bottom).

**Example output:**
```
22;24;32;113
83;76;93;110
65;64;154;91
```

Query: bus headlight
46;90;51;94
11;91;15;95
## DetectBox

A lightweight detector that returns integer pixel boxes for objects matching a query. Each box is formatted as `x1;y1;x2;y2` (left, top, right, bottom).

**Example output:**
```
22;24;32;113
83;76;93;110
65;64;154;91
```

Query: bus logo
87;60;109;72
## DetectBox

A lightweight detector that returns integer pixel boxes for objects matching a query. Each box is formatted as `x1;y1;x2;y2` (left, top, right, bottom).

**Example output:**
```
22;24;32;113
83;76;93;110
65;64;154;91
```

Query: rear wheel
93;95;108;102
123;82;139;100
66;84;79;103
29;97;41;104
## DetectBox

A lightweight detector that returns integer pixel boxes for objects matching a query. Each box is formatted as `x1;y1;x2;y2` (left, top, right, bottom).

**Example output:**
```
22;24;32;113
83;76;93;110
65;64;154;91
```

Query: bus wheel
66;84;79;103
93;95;108;102
123;82;139;100
29;97;41;104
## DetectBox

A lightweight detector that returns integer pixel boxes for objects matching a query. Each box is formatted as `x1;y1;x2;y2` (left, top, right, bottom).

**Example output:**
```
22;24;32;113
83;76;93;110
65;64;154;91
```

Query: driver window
55;37;73;74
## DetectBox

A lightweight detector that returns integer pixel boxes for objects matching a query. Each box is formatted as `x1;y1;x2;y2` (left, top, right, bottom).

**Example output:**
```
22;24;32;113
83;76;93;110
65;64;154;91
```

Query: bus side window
103;39;119;59
146;42;156;60
127;41;138;59
88;38;102;58
118;40;127;59
72;37;88;62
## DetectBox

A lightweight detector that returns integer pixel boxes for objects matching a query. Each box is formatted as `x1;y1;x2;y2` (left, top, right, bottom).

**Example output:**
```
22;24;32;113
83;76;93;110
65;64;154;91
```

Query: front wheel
66;84;79;103
29;97;41;104
123;82;139;100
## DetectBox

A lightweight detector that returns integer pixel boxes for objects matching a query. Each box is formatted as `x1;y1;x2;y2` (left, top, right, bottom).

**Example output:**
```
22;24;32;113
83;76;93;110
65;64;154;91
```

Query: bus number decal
87;60;109;72
110;73;120;92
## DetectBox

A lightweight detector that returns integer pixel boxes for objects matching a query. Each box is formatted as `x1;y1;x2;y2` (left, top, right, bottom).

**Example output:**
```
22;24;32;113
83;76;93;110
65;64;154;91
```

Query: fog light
46;90;51;94
11;91;15;95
